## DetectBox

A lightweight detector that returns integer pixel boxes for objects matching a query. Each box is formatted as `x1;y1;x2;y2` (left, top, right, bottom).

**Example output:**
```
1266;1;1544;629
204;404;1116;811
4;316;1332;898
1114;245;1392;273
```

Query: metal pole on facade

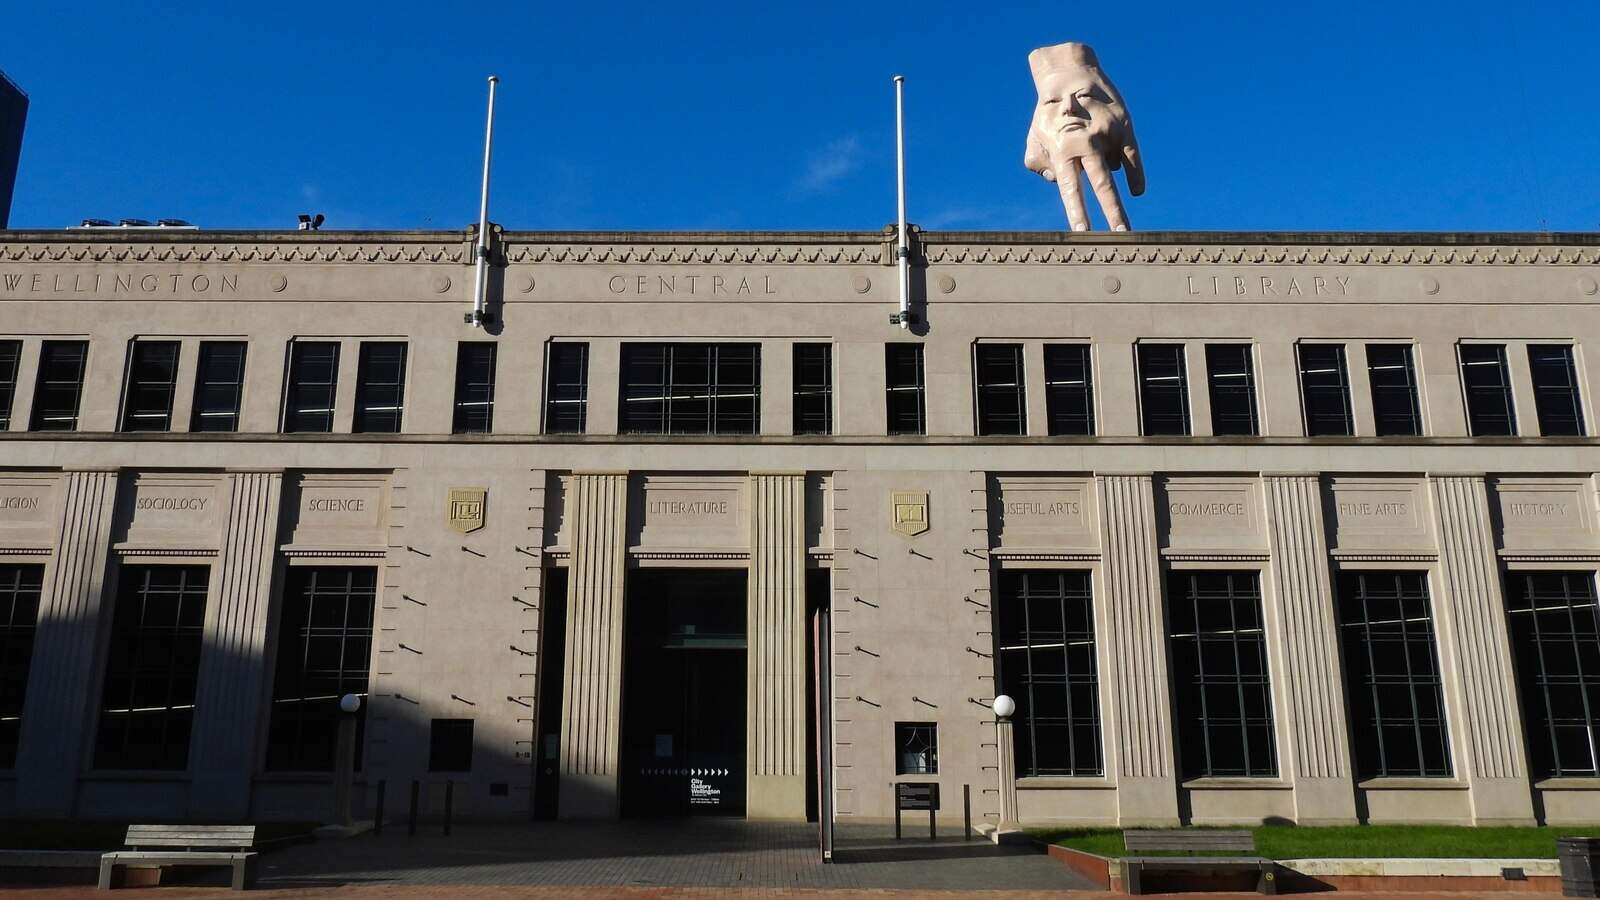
469;75;499;328
893;75;910;330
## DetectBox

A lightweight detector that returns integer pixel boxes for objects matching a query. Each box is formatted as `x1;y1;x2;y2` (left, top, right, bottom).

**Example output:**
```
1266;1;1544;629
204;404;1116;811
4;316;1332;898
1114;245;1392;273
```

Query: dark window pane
30;340;88;432
266;567;376;771
0;340;18;431
1298;344;1353;436
453;343;497;434
894;722;938;775
429;718;475;772
190;341;247;433
995;570;1102;777
792;343;833;435
975;344;1027;436
120;341;180;432
1506;571;1600;777
353;342;406;434
1337;571;1452;778
1043;344;1094;436
1528;345;1585;436
1460;344;1516;436
283;341;339;433
885;344;926;435
618;343;761;435
1367;344;1423;436
0;564;43;768
1167;571;1277;778
95;565;209;770
1205;344;1259;436
1137;344;1189;435
545;343;589;434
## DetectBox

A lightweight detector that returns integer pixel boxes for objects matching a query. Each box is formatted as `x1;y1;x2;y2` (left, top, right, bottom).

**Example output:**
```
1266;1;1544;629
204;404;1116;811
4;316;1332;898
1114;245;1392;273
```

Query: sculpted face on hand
1024;42;1145;232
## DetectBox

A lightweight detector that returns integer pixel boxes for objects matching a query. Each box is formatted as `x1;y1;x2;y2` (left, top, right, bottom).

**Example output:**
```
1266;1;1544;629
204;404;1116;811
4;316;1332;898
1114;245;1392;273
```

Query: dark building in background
0;71;27;229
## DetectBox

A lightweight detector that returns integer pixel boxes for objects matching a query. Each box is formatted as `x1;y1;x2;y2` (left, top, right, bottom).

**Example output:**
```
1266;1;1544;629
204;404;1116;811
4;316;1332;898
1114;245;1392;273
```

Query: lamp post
333;693;361;829
991;694;1023;843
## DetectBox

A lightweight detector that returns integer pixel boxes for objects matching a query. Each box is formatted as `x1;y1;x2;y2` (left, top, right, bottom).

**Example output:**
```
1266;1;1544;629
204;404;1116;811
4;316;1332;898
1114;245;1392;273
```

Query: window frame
352;341;407;434
893;721;939;775
994;569;1103;778
265;566;377;772
119;340;181;433
0;563;43;769
1504;570;1600;779
190;340;248;433
1043;343;1095;436
1297;342;1355;437
1203;343;1260;436
1366;343;1424;437
1527;344;1586;437
544;342;590;434
281;340;341;434
29;339;89;432
974;343;1027;436
1135;342;1191;436
791;342;833;435
452;342;498;435
885;343;927;436
618;342;762;435
1166;570;1278;779
1458;342;1517;437
0;339;22;431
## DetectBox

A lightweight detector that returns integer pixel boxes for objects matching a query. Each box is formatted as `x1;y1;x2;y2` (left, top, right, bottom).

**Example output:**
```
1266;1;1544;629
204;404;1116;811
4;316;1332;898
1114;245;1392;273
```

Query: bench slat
1124;829;1255;852
124;824;257;849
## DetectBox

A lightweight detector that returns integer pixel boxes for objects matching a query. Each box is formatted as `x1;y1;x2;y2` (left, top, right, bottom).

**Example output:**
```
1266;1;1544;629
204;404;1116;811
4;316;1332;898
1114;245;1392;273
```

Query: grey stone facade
0;227;1597;829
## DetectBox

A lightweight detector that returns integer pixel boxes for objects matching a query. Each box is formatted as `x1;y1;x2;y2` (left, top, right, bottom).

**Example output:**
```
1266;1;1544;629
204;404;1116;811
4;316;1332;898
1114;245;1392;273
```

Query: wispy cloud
795;136;862;194
922;203;1059;230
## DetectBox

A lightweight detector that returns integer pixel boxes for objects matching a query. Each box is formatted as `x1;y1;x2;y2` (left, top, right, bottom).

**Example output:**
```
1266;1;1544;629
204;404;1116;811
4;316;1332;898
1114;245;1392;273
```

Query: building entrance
620;569;747;817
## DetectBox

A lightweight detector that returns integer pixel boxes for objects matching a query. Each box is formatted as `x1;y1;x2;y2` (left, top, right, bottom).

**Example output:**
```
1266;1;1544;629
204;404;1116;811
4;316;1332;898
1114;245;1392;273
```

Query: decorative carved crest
890;490;930;537
447;487;487;534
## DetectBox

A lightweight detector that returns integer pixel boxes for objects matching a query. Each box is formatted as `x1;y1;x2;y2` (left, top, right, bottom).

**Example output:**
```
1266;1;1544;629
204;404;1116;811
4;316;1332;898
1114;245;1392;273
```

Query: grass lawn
1034;824;1600;860
0;821;318;851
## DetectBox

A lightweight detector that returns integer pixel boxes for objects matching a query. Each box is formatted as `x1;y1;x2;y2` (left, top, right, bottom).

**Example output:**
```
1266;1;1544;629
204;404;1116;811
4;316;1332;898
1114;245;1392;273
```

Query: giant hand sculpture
1024;42;1145;231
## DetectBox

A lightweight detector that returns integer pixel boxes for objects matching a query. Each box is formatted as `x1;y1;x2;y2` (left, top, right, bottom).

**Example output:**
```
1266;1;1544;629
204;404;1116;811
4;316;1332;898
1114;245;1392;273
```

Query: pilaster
14;470;119;815
1096;474;1180;825
1429;475;1536;825
745;472;807;818
187;471;283;819
557;472;628;817
1262;475;1358;824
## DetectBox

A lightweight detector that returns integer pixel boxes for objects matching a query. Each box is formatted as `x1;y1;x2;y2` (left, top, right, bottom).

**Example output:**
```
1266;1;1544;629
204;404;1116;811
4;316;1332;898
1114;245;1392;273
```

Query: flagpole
893;76;910;330
470;75;499;328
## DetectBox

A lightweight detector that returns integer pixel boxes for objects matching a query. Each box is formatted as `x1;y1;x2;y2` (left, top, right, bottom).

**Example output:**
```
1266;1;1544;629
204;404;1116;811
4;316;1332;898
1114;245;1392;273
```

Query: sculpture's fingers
1120;122;1146;196
1081;152;1129;231
1053;158;1091;231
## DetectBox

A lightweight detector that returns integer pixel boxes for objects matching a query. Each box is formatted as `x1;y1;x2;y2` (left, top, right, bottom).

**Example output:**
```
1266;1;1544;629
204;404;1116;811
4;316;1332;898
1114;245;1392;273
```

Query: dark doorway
621;569;747;817
533;568;568;820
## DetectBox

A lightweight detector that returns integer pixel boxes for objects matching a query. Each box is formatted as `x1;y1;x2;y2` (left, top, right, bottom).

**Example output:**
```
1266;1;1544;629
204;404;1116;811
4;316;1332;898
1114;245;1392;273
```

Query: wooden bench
1122;829;1276;895
98;825;258;891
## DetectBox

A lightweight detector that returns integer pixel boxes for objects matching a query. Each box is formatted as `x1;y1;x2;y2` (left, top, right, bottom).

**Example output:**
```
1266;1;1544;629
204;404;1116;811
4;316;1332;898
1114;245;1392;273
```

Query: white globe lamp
993;694;1016;720
339;693;362;714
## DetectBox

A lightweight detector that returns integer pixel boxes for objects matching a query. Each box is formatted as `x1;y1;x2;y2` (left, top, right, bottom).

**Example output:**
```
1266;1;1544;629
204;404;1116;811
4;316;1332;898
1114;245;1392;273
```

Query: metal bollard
443;780;454;836
960;781;972;839
407;779;419;837
374;780;386;836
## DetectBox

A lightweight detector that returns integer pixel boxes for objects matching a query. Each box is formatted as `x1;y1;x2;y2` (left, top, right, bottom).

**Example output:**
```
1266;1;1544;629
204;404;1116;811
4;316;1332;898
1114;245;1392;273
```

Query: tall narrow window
1043;344;1094;436
266;567;376;771
283;341;340;434
975;343;1027;436
995;570;1102;777
1204;344;1259;436
1337;571;1452;778
1136;343;1189;435
95;565;209;770
1528;345;1585;436
1367;344;1423;436
885;344;926;435
119;341;180;432
1298;343;1354;436
1168;571;1276;778
29;340;88;432
545;342;589;434
353;342;406;434
894;723;938;775
0;564;42;768
0;340;21;431
190;341;247;433
1505;571;1600;778
452;343;497;434
619;343;760;434
1459;344;1516;436
792;343;833;435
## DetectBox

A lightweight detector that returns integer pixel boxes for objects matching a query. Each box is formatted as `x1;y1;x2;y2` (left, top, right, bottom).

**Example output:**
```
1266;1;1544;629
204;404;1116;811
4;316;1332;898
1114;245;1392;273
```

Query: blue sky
3;1;1597;232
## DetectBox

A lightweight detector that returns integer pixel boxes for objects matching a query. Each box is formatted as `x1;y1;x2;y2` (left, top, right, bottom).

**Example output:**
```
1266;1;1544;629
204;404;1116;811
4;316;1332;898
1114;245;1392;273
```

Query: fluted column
746;472;807;819
188;471;284;819
15;470;119;815
1096;474;1179;825
1429;476;1536;825
558;472;629;818
1263;475;1358;824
